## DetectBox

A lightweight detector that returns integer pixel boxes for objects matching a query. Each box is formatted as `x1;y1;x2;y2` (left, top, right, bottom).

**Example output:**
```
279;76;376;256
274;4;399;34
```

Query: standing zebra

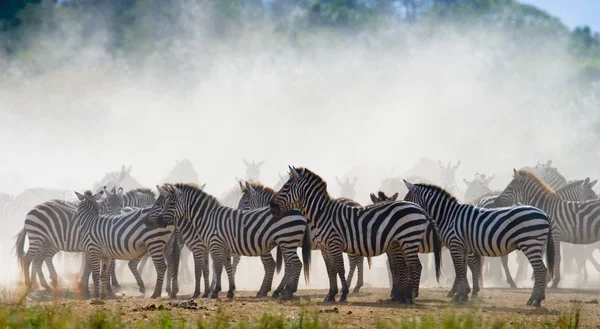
521;160;567;190
403;180;554;306
270;166;441;304
150;183;311;300
16;187;125;294
237;181;369;295
74;190;177;300
493;169;600;288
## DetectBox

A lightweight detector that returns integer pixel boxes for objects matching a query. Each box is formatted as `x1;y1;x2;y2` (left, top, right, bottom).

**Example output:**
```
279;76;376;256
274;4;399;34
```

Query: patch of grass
0;304;582;329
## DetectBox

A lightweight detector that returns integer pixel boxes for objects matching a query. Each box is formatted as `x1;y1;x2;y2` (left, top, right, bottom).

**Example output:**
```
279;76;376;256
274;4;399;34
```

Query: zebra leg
550;235;561;288
190;245;207;299
449;245;470;303
88;252;103;299
127;259;145;294
321;250;339;302
386;249;406;302
32;254;50;292
110;259;121;290
281;248;302;300
354;256;364;294
22;241;42;289
402;248;422;304
521;246;548;307
209;248;225;299
232;254;241;277
501;254;517;288
328;247;349;303
255;254;275;297
467;254;481;298
100;257;112;300
346;255;357;293
80;254;92;299
149;250;168;299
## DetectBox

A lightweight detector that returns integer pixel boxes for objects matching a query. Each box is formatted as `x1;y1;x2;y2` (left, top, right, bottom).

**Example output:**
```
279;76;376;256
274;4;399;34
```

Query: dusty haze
1;1;599;292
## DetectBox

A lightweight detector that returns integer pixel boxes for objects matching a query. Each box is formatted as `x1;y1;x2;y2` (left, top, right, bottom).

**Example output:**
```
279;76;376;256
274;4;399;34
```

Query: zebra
237;181;369;295
270;166;441;304
521;160;567;190
74;190;178;300
403;180;554;306
373;191;485;299
493;169;600;288
463;173;495;205
17;186;125;294
92;165;144;192
335;176;358;200
242;158;265;182
149;182;311;300
159;159;201;185
482;177;598;288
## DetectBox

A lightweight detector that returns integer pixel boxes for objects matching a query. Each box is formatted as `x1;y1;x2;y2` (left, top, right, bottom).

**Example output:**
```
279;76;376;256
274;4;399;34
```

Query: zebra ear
513;168;519;178
126;165;132;175
103;186;111;196
584;177;590;185
111;186;116;193
403;180;414;191
93;191;104;201
589;180;598;188
335;176;343;186
246;181;255;193
351;177;358;186
239;180;246;193
242;158;250;167
157;185;168;197
390;192;399;201
289;166;300;180
369;193;378;204
75;191;85;201
199;183;206;190
257;159;265;167
117;187;124;197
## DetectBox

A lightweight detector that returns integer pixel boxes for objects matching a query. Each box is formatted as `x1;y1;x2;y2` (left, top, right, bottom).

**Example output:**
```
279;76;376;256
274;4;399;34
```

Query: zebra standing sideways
150;183;311;300
403;180;554;306
493;169;600;288
270;166;442;304
237;181;370;295
74;190;178;300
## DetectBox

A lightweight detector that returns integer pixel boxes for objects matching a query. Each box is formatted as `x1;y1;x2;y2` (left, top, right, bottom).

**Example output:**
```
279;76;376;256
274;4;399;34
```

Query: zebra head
270;166;310;218
74;190;104;221
238;181;276;211
151;183;183;228
335;176;357;200
242;158;265;183
493;169;531;207
101;185;124;215
369;191;399;204
438;160;461;193
403;180;440;213
463;173;495;203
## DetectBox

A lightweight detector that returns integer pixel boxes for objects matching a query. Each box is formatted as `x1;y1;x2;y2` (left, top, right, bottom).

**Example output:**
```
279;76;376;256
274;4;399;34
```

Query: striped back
124;188;157;208
558;179;598;201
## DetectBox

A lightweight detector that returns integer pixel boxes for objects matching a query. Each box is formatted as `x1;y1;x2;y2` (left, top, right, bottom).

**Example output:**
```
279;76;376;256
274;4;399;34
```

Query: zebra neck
300;188;336;230
428;196;461;227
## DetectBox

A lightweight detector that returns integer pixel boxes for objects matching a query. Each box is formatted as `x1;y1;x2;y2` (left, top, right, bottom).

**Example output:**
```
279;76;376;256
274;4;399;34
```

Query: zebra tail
14;229;26;270
431;223;443;283
275;246;283;275
367;256;372;270
301;227;312;285
546;226;555;280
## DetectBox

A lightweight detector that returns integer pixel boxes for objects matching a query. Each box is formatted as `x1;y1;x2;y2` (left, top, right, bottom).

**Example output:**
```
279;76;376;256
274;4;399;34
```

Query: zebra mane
295;167;329;196
173;182;222;208
516;169;556;193
246;182;276;197
413;183;461;203
125;188;155;197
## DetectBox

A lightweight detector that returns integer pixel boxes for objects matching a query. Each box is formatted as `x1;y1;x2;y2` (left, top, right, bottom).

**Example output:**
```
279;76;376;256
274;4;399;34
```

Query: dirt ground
12;285;600;328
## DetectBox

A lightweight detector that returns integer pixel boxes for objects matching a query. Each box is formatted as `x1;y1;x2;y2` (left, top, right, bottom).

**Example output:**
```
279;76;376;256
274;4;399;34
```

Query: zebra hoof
210;293;218;299
446;291;455;298
452;294;468;304
323;295;336;303
139;286;146;294
150;293;160;299
256;291;268;297
271;291;281;299
404;298;414;305
338;296;348;303
226;292;234;299
201;292;210;299
352;287;360;294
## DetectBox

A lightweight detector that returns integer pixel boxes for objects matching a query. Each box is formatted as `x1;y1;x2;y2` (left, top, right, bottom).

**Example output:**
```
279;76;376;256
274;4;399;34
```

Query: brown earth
12;285;600;328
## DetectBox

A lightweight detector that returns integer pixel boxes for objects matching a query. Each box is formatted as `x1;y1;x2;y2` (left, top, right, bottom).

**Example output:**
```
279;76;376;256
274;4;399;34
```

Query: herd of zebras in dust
6;157;600;307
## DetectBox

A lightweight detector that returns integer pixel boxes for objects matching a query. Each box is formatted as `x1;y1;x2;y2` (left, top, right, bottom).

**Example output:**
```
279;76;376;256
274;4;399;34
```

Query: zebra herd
8;157;600;307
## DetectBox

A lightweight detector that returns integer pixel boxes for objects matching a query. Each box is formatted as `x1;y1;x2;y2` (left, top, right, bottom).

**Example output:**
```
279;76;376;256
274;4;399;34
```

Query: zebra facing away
270;166;441;304
74;190;178;300
493;169;600;288
150;183;311;300
237;181;370;295
403;180;554;306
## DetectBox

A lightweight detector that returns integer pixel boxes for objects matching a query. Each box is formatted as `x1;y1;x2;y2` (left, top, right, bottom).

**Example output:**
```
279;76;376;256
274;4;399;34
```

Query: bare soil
13;285;600;328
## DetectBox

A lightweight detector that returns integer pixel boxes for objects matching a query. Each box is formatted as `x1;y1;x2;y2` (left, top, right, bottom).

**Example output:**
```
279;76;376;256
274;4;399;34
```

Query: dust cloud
1;1;599;293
